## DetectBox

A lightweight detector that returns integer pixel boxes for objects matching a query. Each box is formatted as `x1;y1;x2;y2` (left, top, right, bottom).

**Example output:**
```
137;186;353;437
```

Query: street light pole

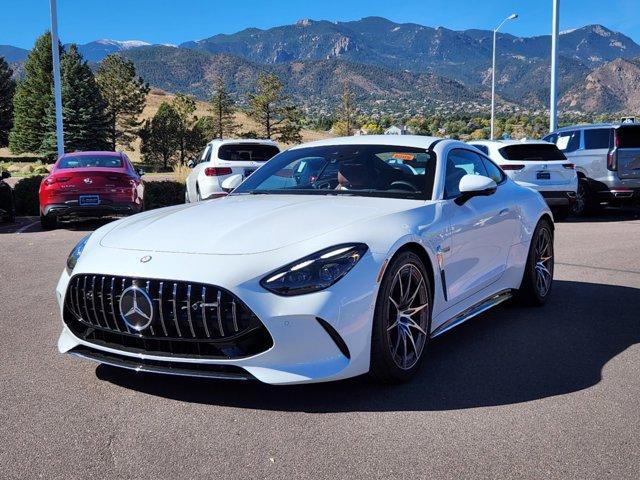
490;13;518;140
50;0;64;157
549;0;560;132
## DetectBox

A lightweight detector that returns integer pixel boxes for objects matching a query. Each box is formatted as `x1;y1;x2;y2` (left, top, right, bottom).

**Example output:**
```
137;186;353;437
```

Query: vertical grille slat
109;277;121;332
201;287;211;338
82;276;92;326
216;290;224;337
157;281;168;337
185;284;196;337
90;276;101;328
231;299;239;333
171;283;182;337
99;276;110;330
146;280;155;336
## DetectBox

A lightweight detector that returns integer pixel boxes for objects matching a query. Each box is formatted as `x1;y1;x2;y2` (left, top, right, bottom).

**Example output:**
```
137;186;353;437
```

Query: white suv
469;140;578;219
543;123;640;215
186;139;280;202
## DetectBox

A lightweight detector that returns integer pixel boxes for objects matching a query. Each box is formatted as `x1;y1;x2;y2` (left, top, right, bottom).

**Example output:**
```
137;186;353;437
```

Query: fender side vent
315;317;351;359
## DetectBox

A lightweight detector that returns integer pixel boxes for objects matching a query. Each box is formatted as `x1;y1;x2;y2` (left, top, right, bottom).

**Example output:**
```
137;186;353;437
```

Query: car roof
289;135;441;151
554;123;639;133
206;138;279;147
61;151;124;157
469;139;552;146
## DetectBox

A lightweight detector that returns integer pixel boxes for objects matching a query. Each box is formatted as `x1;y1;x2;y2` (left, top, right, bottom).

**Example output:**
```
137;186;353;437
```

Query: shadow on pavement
0;216;115;234
559;206;640;223
96;280;640;412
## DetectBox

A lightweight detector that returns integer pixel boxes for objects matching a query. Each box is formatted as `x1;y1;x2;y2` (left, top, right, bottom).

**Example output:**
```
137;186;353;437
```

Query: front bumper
56;249;381;385
43;201;141;219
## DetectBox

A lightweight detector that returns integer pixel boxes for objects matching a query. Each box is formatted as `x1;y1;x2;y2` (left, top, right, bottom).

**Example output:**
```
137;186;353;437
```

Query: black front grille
63;274;273;359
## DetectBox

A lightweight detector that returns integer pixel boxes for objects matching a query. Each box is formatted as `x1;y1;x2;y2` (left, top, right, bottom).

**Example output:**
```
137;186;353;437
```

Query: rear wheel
196;185;202;202
571;179;601;216
370;251;432;383
515;218;554;306
40;214;57;230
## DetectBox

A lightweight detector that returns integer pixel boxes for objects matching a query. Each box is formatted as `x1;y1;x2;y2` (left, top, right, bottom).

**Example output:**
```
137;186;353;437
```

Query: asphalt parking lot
1;211;639;480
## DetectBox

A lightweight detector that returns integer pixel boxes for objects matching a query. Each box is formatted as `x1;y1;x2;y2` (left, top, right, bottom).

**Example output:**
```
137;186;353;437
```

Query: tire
370;251;432;384
40;214;57;230
185;189;190;203
196;186;202;202
551;205;570;222
515;218;554;306
571;179;601;216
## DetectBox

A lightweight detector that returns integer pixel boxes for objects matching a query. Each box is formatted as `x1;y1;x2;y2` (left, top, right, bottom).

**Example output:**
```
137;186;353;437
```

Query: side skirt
430;289;513;338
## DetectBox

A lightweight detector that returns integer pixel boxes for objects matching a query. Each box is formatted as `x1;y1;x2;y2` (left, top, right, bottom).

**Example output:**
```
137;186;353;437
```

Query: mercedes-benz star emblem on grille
119;286;154;331
83;178;93;184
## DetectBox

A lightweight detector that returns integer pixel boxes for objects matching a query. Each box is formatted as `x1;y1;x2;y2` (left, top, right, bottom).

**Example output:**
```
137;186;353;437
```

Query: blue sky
2;0;639;49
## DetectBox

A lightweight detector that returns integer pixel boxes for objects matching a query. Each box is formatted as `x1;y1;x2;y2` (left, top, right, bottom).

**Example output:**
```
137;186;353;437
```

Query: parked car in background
469;140;577;220
39;151;144;230
0;170;16;223
57;135;554;385
543;123;640;215
185;139;280;202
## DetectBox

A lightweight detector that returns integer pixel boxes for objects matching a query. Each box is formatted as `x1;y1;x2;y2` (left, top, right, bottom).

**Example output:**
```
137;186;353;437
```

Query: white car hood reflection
100;194;422;255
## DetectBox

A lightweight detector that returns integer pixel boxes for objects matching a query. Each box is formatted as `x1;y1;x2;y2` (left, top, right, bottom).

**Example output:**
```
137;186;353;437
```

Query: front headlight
260;243;368;296
66;235;91;274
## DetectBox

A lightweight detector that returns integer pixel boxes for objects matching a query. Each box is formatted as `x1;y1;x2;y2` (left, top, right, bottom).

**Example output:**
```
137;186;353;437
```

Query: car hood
100;194;422;255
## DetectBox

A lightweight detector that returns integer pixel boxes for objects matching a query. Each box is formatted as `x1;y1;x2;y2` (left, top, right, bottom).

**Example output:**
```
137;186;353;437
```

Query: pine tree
139;101;181;169
0;56;15;147
338;80;356;136
9;32;59;154
96;54;149;150
209;75;237;139
246;73;302;144
40;45;110;159
171;93;201;164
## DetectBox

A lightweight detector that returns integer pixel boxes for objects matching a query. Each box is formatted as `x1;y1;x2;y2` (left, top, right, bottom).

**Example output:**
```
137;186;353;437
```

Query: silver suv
543;123;640;215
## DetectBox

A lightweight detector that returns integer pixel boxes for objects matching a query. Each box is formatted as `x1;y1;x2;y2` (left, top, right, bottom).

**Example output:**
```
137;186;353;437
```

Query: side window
584;128;613;150
473;144;489;155
543;133;557;144
479;155;505;184
201;146;212;164
556;130;580;153
445;149;488;199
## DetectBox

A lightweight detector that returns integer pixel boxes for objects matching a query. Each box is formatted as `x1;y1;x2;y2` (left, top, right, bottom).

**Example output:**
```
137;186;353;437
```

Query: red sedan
39;151;144;229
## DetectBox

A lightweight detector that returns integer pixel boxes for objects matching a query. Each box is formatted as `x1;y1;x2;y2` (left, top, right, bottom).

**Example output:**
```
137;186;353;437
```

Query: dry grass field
1;89;334;166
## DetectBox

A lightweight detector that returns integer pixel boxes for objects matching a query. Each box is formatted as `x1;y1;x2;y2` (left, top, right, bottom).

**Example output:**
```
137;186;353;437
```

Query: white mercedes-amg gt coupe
56;136;554;385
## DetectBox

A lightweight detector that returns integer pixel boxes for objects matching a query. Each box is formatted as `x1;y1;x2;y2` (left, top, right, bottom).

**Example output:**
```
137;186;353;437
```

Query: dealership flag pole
50;0;64;157
550;0;560;132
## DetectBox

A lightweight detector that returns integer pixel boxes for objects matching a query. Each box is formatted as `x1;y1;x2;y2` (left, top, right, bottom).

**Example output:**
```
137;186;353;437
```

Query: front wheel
515;218;554;306
370;251;432;383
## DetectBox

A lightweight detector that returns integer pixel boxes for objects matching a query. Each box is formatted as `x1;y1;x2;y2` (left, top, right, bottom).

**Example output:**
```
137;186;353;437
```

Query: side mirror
221;174;243;192
187;160;196;169
456;174;497;205
136;168;145;176
1;170;10;180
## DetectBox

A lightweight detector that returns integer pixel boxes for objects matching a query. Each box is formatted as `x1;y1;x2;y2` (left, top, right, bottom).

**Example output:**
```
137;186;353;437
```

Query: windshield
218;143;280;162
233;144;436;200
58;155;123;169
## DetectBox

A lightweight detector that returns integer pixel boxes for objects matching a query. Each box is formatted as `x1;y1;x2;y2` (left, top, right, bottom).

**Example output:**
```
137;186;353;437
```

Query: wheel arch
386;242;436;300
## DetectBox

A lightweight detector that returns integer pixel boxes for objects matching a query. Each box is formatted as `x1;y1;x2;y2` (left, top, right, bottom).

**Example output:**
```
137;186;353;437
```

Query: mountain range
2;17;640;115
